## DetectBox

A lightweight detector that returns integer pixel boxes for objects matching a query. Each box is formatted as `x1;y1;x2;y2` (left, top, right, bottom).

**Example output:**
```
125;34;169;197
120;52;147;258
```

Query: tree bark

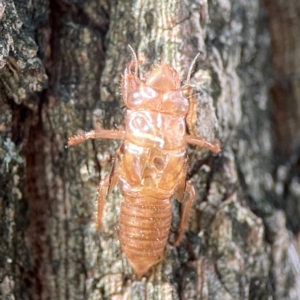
0;0;299;299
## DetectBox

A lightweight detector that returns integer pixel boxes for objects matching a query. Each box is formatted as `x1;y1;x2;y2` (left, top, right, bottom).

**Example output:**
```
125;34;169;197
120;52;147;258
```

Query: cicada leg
173;181;196;246
174;159;188;202
96;172;118;230
68;129;125;146
96;175;109;230
96;154;119;230
185;135;221;153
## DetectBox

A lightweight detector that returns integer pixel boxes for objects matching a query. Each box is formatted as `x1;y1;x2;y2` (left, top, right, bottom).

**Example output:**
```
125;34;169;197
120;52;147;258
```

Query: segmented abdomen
119;193;172;277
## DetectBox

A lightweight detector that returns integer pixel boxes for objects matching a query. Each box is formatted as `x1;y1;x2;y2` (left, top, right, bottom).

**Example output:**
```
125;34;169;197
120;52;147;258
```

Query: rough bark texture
0;0;300;299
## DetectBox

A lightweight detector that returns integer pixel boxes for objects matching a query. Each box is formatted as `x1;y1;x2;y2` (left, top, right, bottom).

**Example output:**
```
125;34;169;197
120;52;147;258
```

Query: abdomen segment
119;194;172;277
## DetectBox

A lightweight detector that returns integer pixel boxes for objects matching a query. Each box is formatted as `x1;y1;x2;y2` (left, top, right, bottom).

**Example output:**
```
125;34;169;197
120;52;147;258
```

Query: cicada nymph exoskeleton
68;47;220;277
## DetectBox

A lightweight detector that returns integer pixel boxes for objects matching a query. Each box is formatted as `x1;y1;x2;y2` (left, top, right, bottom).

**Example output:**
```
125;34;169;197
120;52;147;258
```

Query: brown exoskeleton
68;48;220;277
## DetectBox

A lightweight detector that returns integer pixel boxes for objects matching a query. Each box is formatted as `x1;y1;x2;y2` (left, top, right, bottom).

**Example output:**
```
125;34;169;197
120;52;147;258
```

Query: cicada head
145;65;181;92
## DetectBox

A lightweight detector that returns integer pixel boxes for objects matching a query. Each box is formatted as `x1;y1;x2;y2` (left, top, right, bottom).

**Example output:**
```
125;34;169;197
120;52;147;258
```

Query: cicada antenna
128;45;138;77
186;52;201;86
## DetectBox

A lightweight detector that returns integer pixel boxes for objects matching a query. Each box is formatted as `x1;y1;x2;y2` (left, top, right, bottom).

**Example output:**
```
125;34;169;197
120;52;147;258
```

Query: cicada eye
127;85;158;110
139;86;157;99
161;91;189;115
127;91;142;107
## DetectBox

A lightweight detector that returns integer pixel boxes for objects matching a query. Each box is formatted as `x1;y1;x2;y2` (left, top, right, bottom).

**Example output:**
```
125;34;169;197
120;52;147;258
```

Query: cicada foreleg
68;129;125;146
